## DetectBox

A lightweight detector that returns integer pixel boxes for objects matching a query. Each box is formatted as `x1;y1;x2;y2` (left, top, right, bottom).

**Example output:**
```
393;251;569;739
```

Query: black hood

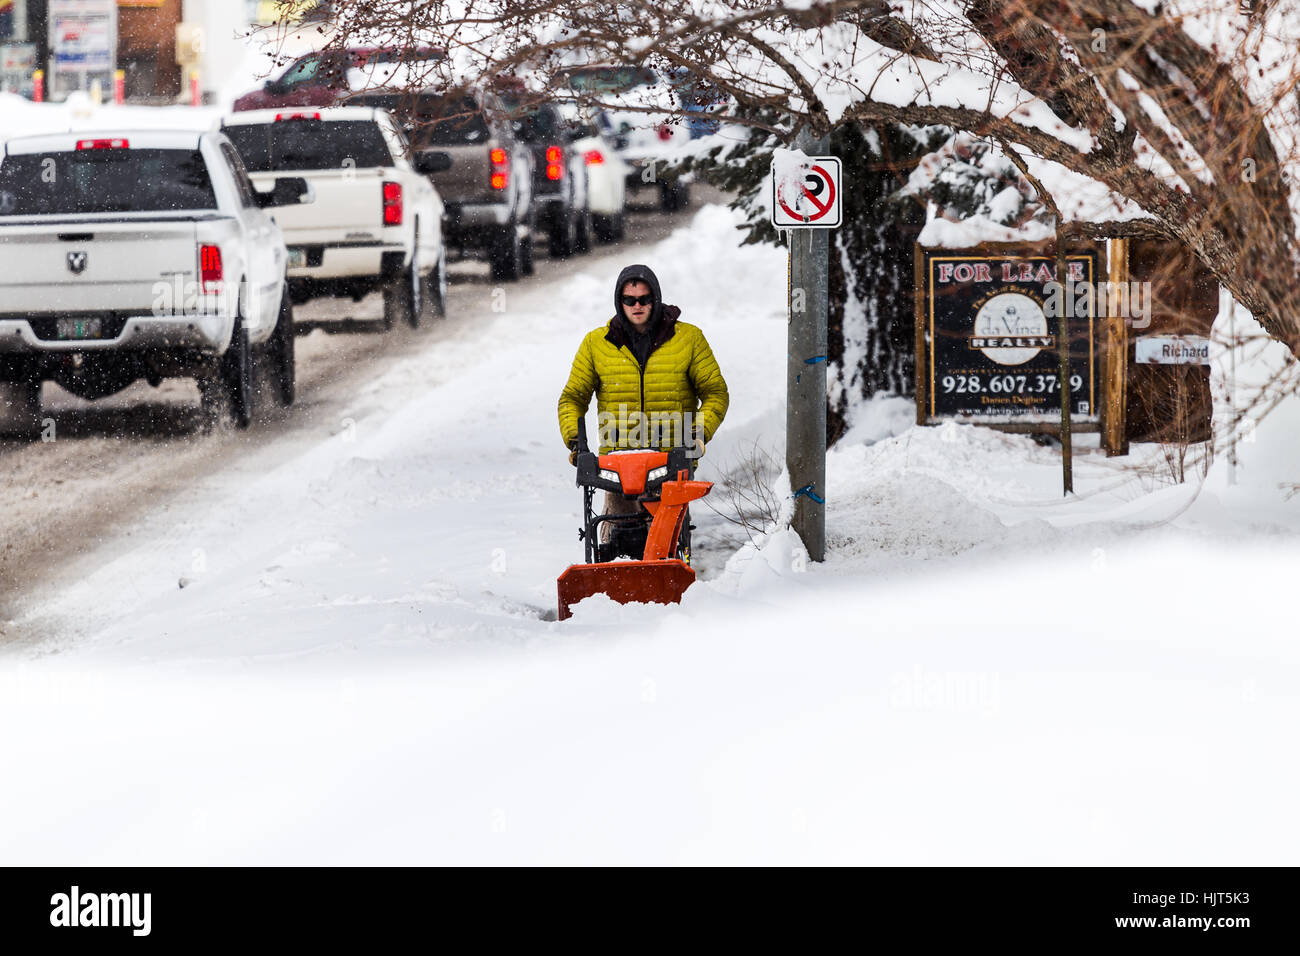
614;263;664;326
607;263;681;357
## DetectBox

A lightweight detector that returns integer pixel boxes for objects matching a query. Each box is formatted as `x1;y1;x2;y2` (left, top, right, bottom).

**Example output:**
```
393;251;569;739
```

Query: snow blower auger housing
557;422;712;620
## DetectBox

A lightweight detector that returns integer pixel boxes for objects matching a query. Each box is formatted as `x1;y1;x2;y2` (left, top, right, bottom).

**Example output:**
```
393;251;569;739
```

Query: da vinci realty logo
968;292;1054;365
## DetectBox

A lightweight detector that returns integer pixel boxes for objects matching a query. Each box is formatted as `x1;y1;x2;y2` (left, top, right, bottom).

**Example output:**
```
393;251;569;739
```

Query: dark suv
499;93;590;259
349;88;537;281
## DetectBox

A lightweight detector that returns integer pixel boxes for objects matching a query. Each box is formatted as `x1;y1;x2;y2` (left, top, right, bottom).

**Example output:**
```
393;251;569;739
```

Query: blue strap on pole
792;483;825;504
796;355;827;384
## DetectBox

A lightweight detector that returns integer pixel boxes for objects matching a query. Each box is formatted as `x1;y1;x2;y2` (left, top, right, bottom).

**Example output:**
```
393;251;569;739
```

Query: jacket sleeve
688;329;729;442
558;332;598;447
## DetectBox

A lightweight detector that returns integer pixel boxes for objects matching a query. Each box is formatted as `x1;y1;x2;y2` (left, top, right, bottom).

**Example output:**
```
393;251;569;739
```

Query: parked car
0;129;308;435
497;90;591;258
673;76;731;138
222;107;447;328
551;65;693;212
347;88;536;281
554;102;629;243
232;47;445;113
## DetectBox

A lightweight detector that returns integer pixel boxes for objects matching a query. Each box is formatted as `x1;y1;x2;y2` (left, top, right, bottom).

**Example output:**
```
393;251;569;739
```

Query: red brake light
546;146;562;163
382;181;403;225
76;138;129;150
199;244;223;293
489;147;509;190
274;112;321;121
583;150;604;165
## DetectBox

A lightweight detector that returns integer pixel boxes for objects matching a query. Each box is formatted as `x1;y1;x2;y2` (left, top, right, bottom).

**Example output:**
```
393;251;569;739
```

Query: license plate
56;317;103;340
286;247;307;269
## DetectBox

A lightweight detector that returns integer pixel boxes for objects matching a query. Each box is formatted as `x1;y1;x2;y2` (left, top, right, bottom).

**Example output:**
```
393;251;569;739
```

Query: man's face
621;280;653;329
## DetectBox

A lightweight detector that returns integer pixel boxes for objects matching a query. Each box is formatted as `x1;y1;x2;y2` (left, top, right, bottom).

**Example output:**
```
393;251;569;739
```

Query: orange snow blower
557;421;712;620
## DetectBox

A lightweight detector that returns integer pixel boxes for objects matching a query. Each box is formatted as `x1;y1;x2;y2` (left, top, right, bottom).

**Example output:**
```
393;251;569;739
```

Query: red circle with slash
778;164;837;223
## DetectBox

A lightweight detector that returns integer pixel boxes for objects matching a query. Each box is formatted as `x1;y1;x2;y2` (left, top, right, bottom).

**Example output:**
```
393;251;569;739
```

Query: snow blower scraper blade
557;559;696;620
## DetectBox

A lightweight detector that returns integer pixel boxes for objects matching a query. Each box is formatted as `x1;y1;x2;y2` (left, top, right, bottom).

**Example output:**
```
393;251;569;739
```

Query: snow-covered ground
1;204;1298;864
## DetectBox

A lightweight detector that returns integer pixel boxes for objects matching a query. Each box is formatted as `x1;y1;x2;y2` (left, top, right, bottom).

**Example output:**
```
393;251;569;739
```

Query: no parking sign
770;155;842;228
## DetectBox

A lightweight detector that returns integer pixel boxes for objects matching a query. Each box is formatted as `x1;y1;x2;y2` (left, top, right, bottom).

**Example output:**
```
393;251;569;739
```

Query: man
558;263;729;540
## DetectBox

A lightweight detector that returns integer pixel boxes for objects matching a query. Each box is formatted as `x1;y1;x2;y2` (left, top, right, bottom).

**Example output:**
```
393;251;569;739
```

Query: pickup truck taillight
382;181;403;225
490;148;509;190
545;146;564;181
583;150;605;166
77;138;129;150
199;244;223;294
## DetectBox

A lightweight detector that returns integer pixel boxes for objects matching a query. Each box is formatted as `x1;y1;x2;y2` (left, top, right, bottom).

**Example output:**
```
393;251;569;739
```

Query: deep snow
1;203;1298;865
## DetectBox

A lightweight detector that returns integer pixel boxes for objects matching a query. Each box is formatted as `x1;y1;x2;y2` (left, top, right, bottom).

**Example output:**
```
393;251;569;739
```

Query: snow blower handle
570;417;593;470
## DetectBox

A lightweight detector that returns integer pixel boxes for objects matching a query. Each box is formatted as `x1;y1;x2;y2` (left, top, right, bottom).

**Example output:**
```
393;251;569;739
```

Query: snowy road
0;193;730;636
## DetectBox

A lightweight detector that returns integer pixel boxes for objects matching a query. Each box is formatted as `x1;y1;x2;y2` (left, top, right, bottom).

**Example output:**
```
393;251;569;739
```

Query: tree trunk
827;124;933;445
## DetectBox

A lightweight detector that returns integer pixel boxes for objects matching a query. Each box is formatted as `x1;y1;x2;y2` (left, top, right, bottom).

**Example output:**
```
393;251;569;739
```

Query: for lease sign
918;247;1102;424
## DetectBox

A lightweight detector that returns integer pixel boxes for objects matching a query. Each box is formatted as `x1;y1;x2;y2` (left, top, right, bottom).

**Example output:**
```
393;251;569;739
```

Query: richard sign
917;247;1102;425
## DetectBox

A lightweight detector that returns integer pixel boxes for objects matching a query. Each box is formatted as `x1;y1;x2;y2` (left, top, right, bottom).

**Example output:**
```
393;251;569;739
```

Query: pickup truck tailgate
428;144;491;204
250;168;386;242
0;218;201;313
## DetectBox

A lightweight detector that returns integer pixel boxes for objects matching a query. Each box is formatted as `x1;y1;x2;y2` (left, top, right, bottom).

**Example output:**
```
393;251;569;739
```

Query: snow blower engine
557;419;712;620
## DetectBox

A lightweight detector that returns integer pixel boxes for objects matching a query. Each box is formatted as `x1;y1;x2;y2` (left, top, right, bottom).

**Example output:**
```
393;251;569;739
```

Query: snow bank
1;200;1298;865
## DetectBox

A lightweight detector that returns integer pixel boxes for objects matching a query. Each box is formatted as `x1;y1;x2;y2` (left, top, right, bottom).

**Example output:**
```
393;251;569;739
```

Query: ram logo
66;252;88;275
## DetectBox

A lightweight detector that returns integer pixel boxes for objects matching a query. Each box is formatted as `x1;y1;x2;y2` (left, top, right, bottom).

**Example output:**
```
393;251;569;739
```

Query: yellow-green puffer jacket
558;307;729;454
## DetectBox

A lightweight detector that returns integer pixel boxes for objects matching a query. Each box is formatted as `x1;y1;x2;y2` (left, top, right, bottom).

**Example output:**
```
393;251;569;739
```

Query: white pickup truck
221;107;447;329
0;128;311;437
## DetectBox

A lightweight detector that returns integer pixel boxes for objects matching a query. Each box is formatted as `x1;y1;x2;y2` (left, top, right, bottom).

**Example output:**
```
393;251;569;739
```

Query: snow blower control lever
557;419;713;620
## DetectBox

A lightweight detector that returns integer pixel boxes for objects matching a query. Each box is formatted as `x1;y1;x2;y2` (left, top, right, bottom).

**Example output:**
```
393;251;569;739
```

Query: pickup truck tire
593;214;616;244
521;233;535;276
0;379;42;440
549;210;576;259
660;180;689;213
574;210;592;254
269;289;296;407
430;248;448;319
490;224;523;282
200;316;254;430
384;261;420;330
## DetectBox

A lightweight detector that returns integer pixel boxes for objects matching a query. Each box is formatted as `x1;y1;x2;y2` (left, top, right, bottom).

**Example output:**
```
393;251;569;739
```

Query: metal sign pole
786;132;829;561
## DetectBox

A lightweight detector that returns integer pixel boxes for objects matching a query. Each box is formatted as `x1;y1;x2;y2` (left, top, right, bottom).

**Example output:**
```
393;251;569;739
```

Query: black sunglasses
621;294;653;307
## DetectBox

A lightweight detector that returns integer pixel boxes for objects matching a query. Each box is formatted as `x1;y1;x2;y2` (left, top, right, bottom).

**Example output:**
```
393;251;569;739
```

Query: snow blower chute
557;420;712;620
